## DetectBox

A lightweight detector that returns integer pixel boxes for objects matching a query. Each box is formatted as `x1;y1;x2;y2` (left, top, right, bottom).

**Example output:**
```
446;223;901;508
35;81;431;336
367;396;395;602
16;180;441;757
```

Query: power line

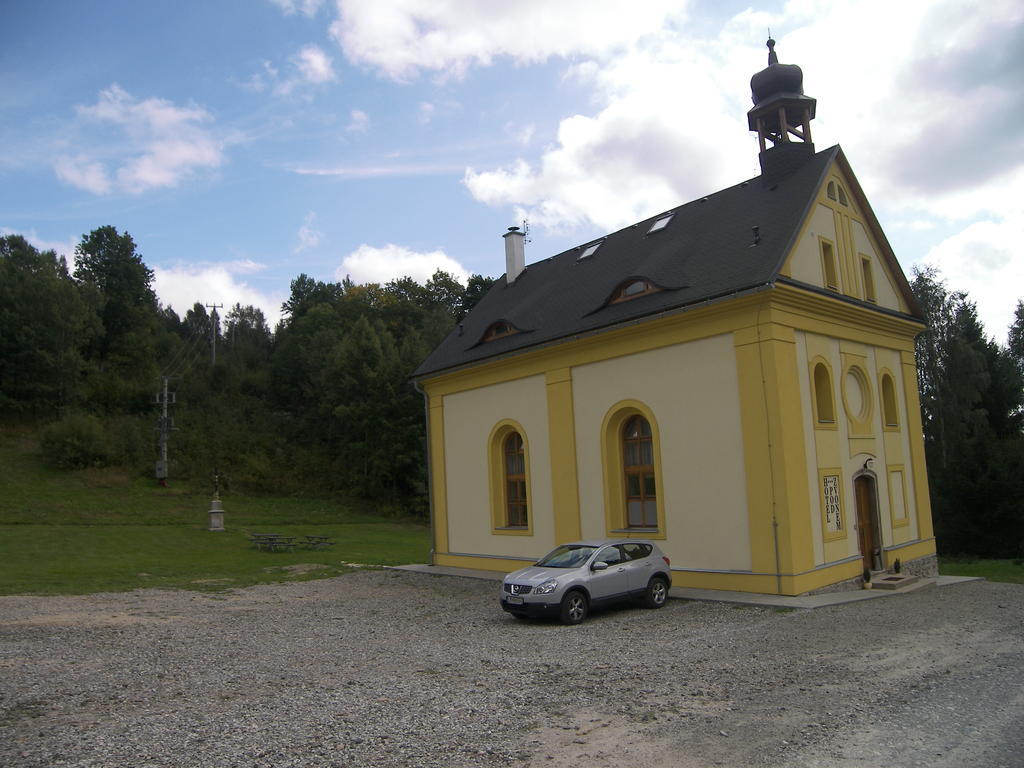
172;335;209;377
162;327;206;377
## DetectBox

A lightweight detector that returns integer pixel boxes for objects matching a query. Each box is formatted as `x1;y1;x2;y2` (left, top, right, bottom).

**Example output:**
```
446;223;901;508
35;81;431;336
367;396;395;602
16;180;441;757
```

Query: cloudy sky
2;0;1021;341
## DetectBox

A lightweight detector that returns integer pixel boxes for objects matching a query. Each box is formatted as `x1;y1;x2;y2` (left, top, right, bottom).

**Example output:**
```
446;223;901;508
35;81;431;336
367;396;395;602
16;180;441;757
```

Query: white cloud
55;84;223;195
918;215;1024;345
292;45;335;84
153;262;285;328
336;243;469;285
295;212;323;252
290;161;461;178
54;155;112;195
222;259;266;274
346;108;370;132
418;101;436;125
895;220;938;233
465;35;752;232
268;0;324;17
272;44;337;95
507;123;535;147
240;61;280;93
329;0;687;81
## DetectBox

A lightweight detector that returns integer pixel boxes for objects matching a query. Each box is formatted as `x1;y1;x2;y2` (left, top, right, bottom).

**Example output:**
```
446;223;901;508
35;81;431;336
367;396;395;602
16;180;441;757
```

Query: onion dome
750;38;806;105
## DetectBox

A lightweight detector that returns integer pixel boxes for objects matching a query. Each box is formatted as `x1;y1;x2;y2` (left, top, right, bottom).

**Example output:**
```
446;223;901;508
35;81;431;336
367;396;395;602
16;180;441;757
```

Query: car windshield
535;545;596;568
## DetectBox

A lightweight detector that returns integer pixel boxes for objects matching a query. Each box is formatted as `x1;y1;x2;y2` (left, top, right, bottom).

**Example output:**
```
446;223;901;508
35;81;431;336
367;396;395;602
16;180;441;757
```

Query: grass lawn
0;523;430;595
0;429;431;596
938;557;1024;585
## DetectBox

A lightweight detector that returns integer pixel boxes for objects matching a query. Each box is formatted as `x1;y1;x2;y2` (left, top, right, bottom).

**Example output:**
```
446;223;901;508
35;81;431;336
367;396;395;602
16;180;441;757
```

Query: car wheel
644;576;669;608
560;590;588;624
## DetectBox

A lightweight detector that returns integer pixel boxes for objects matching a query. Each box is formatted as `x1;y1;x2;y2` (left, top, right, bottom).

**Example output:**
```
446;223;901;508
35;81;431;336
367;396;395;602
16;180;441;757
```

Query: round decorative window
842;366;871;423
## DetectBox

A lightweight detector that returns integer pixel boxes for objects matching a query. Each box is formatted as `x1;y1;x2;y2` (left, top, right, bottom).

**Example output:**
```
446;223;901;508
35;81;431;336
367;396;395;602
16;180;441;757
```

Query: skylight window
647;214;673;234
578;241;603;260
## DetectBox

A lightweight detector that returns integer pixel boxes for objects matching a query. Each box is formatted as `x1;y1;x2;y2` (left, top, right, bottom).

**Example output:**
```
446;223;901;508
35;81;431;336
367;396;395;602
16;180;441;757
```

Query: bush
105;414;153;470
41;413;111;469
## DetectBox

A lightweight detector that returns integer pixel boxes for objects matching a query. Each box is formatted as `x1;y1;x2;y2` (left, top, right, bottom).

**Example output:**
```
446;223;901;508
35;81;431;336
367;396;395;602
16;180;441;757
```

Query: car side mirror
591;561;609;571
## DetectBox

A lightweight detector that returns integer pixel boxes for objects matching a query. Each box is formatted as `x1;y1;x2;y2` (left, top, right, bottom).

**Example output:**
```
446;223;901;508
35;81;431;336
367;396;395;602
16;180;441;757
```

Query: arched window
813;362;835;425
601;403;665;537
622;415;657;528
503;432;528;527
489;422;531;533
827;179;849;206
881;373;899;428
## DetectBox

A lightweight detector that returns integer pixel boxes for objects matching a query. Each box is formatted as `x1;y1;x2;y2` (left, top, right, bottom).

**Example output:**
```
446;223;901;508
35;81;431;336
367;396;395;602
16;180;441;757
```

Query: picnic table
249;533;297;552
301;535;334;550
250;533;334;552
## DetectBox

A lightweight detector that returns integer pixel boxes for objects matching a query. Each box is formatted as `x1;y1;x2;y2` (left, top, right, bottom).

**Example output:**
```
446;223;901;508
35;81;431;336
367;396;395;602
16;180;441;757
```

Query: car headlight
534;579;559;595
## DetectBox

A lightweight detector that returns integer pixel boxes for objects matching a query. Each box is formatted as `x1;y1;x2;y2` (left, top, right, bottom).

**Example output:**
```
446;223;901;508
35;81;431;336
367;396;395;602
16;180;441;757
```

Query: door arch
854;474;880;572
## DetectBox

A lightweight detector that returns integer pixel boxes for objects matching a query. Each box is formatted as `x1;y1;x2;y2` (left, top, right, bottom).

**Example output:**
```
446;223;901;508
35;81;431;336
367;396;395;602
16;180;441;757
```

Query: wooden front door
854;475;877;572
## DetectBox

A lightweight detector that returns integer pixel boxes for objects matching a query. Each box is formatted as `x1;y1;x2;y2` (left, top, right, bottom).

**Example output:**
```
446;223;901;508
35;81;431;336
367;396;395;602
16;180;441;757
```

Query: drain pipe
412;378;436;566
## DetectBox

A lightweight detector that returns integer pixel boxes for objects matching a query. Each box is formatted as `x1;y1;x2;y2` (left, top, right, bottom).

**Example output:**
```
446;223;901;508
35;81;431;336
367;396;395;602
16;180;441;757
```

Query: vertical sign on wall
823;474;842;533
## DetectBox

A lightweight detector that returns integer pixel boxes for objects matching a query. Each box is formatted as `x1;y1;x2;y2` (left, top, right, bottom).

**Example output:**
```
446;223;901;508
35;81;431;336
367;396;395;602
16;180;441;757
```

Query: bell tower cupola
747;38;817;180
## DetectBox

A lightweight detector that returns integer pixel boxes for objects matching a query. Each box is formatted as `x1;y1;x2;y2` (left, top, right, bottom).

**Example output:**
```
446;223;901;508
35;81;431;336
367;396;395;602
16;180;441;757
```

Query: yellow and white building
413;41;936;595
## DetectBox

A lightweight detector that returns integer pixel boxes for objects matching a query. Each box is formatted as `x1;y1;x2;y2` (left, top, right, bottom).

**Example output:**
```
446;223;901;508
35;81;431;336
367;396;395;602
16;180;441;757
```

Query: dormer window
482;320;518;342
610;278;658;304
647;213;673;234
578;241;603;260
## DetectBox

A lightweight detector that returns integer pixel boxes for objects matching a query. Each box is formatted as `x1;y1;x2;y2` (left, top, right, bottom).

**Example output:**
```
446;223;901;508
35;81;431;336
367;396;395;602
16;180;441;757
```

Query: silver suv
500;539;672;624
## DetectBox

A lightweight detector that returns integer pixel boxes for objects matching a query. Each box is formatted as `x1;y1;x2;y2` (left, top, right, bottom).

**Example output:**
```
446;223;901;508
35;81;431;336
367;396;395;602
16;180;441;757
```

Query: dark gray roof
414;145;915;380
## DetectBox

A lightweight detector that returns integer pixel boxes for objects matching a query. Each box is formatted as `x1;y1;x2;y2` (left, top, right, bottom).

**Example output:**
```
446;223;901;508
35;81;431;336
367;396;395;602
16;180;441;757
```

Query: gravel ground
1;570;1022;768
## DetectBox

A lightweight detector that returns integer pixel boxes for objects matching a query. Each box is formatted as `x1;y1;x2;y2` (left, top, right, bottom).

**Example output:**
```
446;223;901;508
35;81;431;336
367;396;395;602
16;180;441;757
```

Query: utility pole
155;376;178;485
204;303;223;364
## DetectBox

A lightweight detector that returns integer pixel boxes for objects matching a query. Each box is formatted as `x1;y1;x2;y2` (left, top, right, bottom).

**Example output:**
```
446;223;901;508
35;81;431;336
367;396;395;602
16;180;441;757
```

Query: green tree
0;235;97;414
911;266;1024;557
327;315;426;498
424;270;464;318
224;304;271;363
1008;300;1024;373
280;273;344;326
271;303;347;431
184;302;212;342
459;273;496;320
73;226;159;379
